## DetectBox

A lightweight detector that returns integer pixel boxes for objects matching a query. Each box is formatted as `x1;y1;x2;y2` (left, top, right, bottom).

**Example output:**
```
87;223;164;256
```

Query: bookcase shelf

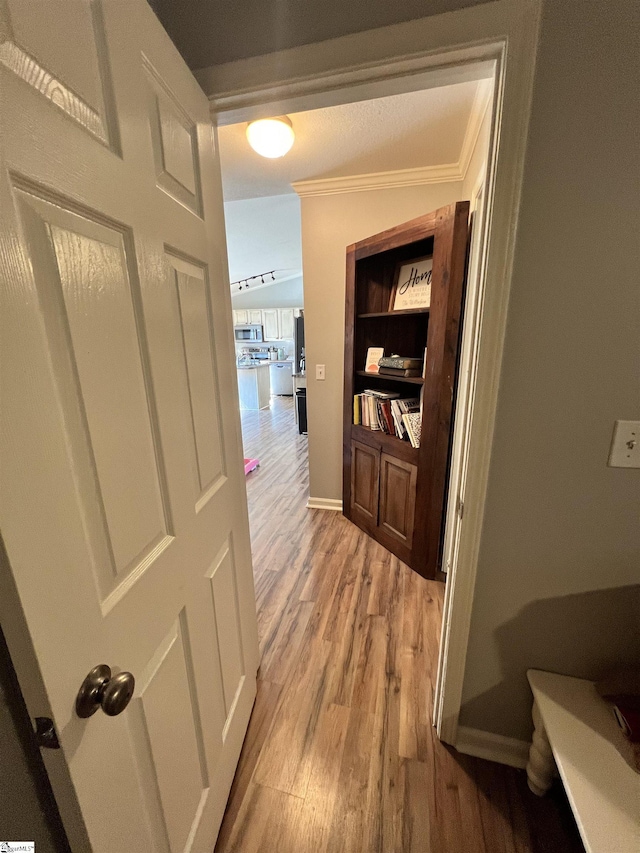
357;308;430;319
351;424;419;464
355;370;424;385
343;201;470;579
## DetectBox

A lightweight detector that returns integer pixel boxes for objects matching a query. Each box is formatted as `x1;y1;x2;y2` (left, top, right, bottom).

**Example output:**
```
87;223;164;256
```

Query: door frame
205;0;543;750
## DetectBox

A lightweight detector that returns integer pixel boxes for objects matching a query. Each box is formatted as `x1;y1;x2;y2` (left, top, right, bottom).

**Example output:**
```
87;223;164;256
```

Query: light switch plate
607;420;640;468
316;364;325;380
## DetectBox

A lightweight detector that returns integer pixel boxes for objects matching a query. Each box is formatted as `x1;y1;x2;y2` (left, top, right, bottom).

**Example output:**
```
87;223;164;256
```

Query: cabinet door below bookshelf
379;453;417;548
350;440;380;525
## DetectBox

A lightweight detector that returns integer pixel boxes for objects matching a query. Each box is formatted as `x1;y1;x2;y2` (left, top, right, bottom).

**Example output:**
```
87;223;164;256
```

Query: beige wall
299;181;462;502
459;0;640;740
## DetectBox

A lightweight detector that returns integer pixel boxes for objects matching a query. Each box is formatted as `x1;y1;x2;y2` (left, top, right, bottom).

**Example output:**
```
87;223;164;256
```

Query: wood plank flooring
215;397;583;853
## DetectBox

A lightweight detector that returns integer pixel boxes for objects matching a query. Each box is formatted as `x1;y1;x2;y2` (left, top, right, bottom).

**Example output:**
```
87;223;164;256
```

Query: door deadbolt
75;664;135;718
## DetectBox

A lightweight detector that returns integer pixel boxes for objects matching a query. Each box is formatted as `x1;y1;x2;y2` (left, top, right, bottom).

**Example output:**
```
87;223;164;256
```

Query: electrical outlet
608;420;640;468
316;364;325;380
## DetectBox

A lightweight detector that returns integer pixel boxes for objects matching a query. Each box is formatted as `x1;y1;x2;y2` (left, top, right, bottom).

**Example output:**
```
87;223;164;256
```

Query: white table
527;669;640;853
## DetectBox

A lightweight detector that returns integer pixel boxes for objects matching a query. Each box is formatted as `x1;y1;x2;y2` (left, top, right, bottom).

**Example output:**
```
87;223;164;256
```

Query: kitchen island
237;363;270;410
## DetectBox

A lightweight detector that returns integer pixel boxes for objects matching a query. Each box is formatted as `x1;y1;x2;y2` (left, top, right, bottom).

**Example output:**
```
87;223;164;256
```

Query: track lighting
230;270;278;290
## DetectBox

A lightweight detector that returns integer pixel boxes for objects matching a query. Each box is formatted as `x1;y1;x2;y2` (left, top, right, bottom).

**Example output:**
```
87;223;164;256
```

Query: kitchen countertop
238;359;294;367
236;362;270;369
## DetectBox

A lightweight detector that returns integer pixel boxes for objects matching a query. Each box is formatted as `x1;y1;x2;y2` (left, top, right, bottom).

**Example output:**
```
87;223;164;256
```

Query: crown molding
292;162;463;197
292;79;492;198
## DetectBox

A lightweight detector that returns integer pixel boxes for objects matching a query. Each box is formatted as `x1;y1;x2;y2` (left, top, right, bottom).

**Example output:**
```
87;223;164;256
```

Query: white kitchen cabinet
234;309;248;325
237;364;271;410
248;309;263;325
262;308;279;340
279;308;295;339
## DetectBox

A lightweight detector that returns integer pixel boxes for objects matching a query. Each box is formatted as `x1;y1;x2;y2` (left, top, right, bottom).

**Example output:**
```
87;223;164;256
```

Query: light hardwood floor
215;396;583;853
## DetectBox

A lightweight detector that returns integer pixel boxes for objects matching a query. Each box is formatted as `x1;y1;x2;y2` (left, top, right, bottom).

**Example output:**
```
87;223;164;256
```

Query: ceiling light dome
246;116;295;159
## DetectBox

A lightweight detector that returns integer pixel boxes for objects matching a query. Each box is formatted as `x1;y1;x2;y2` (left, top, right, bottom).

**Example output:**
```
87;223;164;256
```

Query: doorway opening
217;58;495;741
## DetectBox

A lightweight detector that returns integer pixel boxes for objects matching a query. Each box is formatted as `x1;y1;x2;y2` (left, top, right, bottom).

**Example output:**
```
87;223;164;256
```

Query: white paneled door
0;2;258;851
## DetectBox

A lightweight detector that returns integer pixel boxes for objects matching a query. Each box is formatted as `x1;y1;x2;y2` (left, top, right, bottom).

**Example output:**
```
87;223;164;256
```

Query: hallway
215;397;582;852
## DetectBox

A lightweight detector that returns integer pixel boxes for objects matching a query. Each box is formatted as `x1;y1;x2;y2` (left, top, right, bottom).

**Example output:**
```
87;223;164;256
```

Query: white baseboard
306;497;343;511
455;726;530;769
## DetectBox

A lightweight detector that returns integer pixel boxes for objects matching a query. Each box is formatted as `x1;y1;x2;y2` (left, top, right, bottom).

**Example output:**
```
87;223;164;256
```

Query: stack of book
377;355;423;378
354;391;422;446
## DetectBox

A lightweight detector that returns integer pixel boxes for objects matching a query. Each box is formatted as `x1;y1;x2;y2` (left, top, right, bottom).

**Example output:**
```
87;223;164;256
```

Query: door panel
0;2;258;851
0;0;118;147
350;440;380;524
167;253;225;507
136;612;209;853
208;541;245;724
379;453;417;547
145;60;202;216
15;188;173;600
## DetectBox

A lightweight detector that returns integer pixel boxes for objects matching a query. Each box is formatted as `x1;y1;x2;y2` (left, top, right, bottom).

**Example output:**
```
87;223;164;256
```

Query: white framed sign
390;255;433;311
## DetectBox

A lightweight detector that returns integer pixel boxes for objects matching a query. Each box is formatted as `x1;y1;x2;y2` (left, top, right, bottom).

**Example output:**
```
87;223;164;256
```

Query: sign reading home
391;257;433;311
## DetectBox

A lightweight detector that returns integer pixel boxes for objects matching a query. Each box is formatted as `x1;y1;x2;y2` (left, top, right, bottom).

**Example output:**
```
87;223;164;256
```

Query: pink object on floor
244;457;260;475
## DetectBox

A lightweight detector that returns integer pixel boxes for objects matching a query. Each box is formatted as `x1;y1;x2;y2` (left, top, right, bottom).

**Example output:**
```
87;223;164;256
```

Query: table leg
526;699;556;796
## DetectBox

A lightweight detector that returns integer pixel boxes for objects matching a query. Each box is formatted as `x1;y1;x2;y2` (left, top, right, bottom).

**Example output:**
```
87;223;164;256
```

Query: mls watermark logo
0;844;35;852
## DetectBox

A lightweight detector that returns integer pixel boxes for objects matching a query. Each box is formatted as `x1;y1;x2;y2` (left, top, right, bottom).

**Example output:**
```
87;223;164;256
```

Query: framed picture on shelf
389;255;433;311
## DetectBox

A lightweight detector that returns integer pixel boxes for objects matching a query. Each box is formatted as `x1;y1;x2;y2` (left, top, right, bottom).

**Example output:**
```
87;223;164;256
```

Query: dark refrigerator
294;314;305;373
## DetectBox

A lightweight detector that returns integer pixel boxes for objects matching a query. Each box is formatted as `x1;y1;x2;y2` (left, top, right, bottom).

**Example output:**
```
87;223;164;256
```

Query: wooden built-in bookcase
342;202;469;579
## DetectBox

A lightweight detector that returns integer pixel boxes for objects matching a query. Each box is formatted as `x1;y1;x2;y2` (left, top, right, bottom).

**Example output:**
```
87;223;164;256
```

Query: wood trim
350;211;437;259
292;163;462;197
306;497;343;511
350;424;418;464
342;248;357;517
435;0;544;746
415;200;470;575
455;726;530;769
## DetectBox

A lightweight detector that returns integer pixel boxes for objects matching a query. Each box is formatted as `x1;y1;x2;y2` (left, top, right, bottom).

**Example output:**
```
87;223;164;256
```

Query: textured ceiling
151;0;492;70
219;81;479;201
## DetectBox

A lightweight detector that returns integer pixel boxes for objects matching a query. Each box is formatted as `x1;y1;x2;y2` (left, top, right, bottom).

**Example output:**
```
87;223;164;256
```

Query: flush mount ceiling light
246;116;295;159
